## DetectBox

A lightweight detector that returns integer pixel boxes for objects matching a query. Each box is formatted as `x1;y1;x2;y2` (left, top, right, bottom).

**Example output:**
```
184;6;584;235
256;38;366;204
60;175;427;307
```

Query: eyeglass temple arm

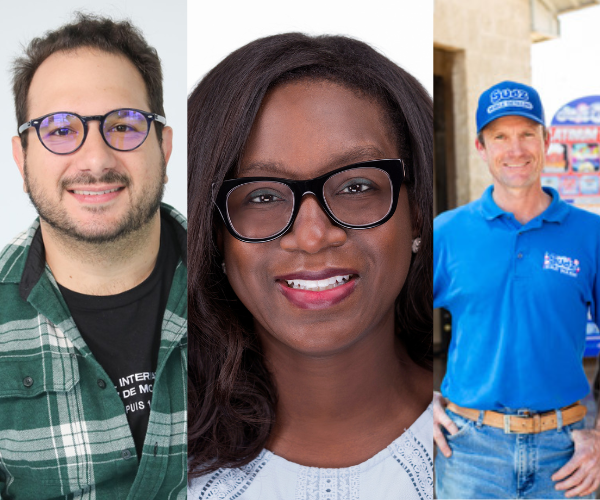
18;121;35;134
153;114;167;125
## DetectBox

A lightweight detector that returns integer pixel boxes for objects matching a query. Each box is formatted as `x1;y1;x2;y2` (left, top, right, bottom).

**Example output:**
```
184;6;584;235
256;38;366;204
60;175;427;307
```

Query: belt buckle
504;412;540;434
504;415;511;434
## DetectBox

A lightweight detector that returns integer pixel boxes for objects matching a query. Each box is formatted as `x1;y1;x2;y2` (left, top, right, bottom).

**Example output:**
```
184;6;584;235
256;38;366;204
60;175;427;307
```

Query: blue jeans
435;408;589;499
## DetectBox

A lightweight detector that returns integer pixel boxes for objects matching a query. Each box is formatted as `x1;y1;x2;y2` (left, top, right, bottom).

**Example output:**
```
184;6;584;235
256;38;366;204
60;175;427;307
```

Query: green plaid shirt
0;204;187;499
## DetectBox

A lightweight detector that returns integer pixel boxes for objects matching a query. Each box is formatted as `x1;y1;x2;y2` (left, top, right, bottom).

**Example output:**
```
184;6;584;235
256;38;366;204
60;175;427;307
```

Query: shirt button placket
514;231;528;278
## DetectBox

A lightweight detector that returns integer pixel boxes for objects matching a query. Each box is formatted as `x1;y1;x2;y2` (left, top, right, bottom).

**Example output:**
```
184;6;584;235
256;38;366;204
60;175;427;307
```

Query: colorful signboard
544;96;600;357
543;96;600;214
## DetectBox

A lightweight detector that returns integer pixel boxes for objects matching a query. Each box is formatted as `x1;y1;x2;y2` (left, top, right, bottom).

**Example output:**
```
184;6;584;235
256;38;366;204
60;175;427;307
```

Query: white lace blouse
188;402;433;500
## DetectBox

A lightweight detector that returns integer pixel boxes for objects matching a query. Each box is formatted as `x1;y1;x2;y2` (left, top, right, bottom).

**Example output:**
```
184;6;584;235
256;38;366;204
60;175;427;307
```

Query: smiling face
221;80;414;356
476;115;550;194
12;49;172;243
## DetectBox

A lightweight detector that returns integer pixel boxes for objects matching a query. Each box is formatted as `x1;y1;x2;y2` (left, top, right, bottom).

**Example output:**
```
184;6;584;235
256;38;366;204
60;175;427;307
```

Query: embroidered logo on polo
487;88;533;114
543;252;580;277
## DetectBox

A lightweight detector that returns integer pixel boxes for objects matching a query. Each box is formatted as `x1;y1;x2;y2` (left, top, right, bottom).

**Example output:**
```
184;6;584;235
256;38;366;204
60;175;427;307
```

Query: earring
221;262;227;275
412;238;421;253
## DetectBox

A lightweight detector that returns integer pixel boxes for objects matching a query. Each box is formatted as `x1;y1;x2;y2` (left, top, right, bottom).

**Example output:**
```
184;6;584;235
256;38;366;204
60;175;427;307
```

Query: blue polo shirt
434;186;600;411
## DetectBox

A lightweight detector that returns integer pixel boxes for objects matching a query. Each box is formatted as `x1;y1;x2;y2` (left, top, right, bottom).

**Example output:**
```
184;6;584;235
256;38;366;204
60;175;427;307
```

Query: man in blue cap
433;81;600;499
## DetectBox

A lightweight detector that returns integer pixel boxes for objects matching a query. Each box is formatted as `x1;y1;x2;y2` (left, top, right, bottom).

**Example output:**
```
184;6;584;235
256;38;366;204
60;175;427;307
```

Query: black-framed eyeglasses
18;108;167;155
214;159;405;243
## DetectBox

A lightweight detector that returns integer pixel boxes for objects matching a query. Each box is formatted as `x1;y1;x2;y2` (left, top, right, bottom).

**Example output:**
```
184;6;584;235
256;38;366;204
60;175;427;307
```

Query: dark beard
24;158;166;244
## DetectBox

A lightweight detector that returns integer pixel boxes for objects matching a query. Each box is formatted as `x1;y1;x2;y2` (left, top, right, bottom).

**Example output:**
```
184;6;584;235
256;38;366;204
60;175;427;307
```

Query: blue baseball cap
476;81;545;134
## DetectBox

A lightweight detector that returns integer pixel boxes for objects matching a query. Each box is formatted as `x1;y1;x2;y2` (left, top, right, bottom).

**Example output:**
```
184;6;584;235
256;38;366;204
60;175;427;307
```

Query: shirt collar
479;185;504;220
0;203;187;300
479;185;569;223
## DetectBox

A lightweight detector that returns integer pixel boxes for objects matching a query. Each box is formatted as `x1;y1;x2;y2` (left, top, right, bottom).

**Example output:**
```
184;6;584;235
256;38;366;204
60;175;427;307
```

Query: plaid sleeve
0;212;187;499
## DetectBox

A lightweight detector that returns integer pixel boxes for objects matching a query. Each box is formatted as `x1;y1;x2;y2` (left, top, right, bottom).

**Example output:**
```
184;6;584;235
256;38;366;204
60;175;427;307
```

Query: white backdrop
187;0;434;97
532;6;600;123
0;1;433;243
0;0;186;242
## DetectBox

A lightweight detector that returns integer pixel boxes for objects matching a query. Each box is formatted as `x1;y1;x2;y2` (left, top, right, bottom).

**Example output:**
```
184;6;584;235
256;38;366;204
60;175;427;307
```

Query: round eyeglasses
214;159;405;243
18;108;167;155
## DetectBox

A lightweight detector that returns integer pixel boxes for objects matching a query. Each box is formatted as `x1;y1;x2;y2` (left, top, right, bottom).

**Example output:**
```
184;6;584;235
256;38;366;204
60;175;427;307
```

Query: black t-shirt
58;216;179;459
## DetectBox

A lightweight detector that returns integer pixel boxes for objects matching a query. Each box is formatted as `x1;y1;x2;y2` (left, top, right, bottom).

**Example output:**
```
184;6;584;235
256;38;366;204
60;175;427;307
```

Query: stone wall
434;0;533;205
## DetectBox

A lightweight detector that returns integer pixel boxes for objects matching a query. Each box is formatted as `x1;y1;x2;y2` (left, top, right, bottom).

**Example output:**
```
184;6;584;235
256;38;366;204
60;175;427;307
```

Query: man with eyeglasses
433;80;600;499
0;14;186;498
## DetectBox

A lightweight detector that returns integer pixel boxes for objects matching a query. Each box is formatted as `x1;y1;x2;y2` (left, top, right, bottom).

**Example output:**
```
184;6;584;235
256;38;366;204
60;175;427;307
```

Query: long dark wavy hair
188;33;433;477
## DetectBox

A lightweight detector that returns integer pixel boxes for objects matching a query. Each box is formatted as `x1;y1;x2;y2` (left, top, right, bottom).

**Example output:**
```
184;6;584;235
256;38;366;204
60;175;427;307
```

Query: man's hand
433;391;459;458
552;428;600;498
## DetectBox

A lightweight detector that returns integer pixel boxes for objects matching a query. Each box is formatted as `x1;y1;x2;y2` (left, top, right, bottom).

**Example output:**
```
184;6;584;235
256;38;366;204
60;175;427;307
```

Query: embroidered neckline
194;402;433;500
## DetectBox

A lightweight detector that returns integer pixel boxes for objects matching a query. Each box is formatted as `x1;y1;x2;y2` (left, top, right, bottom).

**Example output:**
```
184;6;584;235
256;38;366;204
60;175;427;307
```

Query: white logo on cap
487;89;533;115
490;88;529;103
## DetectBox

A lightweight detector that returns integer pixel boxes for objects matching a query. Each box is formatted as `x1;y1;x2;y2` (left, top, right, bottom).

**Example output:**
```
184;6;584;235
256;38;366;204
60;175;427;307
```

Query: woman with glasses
188;33;433;499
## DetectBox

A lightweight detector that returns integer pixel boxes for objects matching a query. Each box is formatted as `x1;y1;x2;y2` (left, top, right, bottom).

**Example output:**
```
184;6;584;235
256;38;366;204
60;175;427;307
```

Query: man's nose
279;194;347;253
73;124;118;173
506;136;526;156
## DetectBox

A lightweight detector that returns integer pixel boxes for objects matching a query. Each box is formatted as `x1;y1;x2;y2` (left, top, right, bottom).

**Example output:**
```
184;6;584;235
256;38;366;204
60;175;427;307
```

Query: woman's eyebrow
238;145;389;177
237;161;288;177
326;146;389;169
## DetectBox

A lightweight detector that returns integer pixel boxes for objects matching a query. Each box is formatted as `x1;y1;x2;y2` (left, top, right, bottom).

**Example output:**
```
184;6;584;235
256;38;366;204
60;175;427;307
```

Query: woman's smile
282;274;354;291
275;268;359;309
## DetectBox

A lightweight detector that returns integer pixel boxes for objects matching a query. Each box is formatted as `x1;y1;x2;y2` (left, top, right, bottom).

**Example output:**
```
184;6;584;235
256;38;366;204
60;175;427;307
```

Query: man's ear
544;129;551;154
12;136;27;193
160;126;173;184
475;136;488;163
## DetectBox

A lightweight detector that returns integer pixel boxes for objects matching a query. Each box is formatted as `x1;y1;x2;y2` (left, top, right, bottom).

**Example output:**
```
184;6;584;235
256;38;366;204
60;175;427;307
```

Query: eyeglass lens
38;110;150;154
226;167;393;240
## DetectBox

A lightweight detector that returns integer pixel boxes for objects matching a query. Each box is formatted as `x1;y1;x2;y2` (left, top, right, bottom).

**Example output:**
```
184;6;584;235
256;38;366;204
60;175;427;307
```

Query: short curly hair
12;12;164;148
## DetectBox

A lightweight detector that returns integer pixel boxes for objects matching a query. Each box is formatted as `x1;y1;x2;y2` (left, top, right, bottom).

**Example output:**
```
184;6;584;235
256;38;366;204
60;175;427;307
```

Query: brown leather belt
447;402;587;434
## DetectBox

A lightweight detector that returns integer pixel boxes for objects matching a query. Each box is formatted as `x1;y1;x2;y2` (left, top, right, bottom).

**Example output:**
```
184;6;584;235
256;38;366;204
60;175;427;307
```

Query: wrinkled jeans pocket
443;410;475;441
